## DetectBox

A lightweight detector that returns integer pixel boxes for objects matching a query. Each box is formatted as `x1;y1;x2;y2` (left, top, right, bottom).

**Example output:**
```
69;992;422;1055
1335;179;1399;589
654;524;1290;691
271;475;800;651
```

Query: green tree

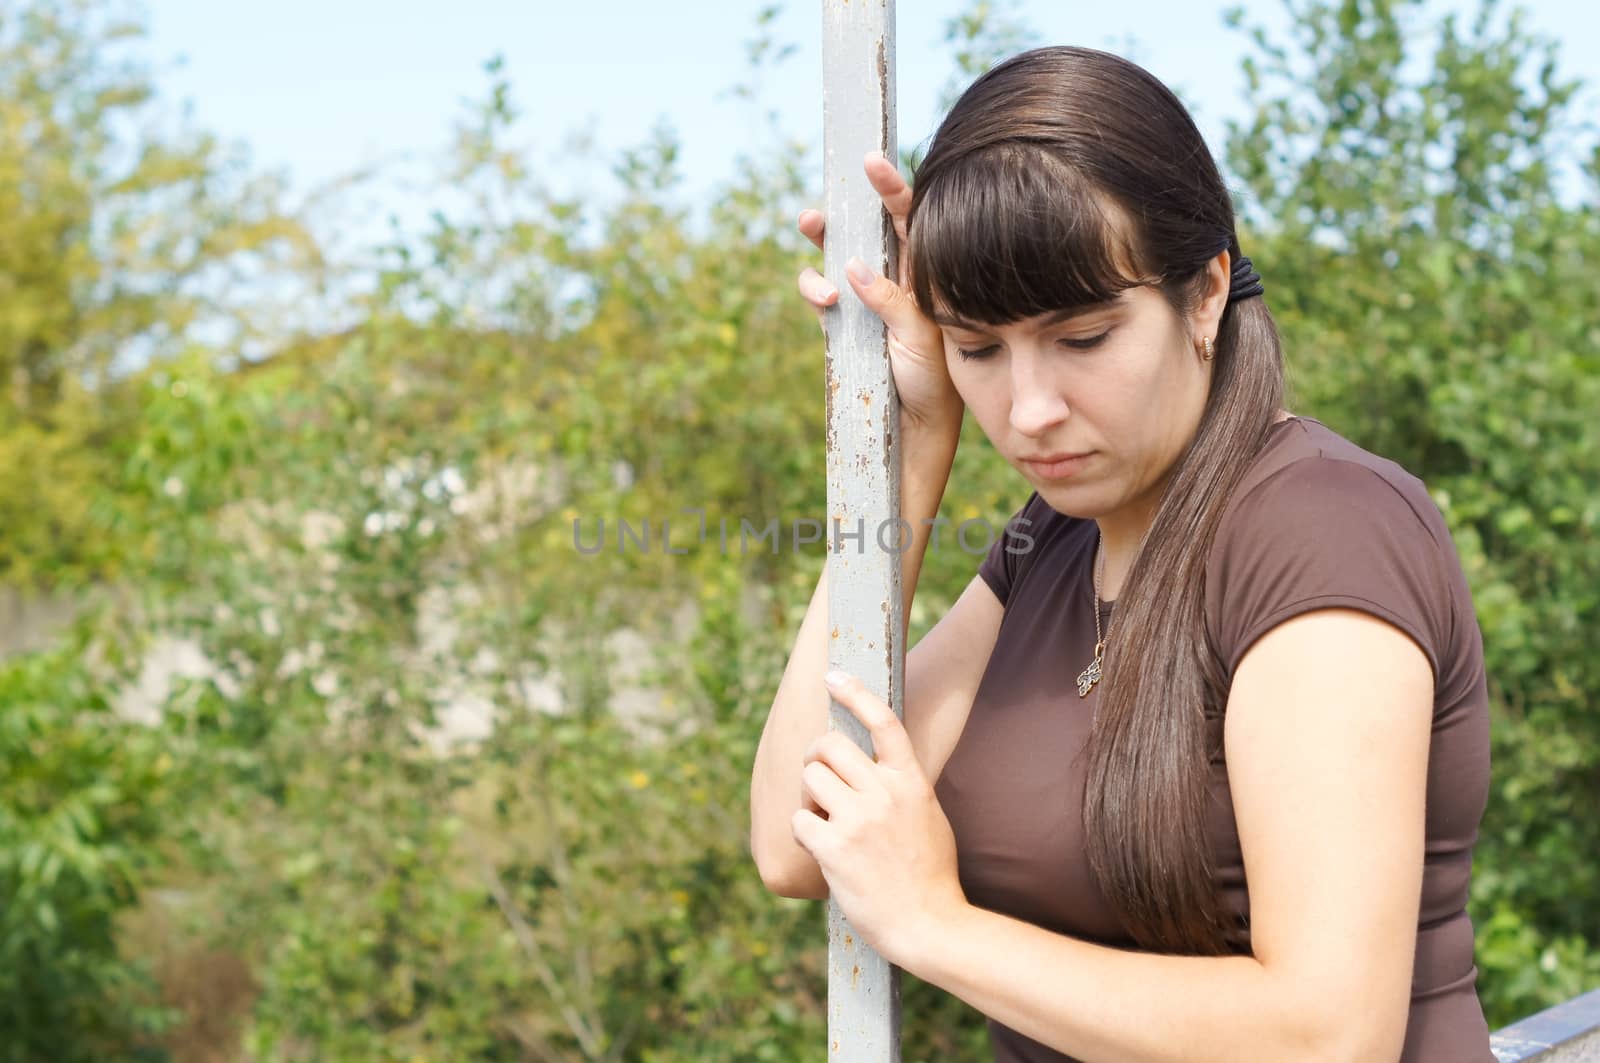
0;0;320;587
0;620;179;1060
90;12;1001;1053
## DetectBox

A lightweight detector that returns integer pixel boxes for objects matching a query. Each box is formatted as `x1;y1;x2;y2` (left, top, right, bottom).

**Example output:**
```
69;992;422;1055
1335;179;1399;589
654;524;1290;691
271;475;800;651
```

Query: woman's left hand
791;670;969;969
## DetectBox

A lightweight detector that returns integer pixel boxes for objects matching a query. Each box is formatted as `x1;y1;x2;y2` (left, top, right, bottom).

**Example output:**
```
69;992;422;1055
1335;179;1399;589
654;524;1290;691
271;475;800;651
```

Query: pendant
1076;641;1105;698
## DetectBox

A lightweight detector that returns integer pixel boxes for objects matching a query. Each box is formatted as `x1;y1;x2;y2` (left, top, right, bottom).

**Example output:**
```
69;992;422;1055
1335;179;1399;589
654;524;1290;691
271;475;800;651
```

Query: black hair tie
1227;254;1264;304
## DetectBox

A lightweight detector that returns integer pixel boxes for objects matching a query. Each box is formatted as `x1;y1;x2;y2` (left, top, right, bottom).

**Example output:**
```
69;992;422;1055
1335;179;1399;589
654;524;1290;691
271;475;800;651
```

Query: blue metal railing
1491;987;1600;1061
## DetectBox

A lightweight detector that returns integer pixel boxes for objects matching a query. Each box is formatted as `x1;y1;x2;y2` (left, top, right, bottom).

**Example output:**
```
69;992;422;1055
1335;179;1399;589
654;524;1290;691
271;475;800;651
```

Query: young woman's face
936;275;1221;523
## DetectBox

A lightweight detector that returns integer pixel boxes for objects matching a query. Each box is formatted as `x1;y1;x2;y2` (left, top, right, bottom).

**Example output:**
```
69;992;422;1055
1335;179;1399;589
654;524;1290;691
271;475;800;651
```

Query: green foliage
0;620;178;1059
100;109;993;1051
0;0;320;587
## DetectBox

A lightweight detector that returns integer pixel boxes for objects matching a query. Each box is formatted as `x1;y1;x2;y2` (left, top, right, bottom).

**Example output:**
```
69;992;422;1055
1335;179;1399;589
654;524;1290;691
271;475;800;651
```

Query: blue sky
135;0;1598;247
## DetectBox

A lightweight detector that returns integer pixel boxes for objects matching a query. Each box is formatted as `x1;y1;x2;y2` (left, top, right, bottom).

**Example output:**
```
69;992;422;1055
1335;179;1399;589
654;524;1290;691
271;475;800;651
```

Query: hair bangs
908;145;1159;328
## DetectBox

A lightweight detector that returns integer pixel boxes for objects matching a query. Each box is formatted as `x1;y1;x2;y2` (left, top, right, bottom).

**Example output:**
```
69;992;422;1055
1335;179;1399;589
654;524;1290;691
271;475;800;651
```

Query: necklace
1076;533;1107;698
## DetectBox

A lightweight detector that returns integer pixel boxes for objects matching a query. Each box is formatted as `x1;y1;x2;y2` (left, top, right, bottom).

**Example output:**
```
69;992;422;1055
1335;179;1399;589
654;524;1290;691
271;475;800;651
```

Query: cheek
944;352;988;408
1141;357;1209;454
1094;348;1192;457
948;368;1010;440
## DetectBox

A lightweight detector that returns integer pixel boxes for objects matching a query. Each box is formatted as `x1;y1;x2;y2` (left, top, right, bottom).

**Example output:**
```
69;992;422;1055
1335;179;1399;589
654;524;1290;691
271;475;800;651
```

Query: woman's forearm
749;418;961;897
905;902;1342;1063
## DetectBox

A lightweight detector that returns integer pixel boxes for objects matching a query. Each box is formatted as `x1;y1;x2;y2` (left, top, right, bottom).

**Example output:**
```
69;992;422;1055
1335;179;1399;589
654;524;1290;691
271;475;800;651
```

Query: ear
1192;248;1231;347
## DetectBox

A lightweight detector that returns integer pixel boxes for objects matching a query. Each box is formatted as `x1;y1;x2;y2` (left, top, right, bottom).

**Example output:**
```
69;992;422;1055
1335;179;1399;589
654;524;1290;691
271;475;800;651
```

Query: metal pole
821;2;901;1060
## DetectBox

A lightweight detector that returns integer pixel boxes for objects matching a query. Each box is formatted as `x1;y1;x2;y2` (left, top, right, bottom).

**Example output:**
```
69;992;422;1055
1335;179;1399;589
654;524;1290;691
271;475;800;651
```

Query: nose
1008;350;1069;437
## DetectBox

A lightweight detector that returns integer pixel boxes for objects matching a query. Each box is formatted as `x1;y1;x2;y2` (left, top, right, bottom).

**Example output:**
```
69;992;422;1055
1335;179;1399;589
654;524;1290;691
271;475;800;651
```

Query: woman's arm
897;608;1432;1063
750;418;965;897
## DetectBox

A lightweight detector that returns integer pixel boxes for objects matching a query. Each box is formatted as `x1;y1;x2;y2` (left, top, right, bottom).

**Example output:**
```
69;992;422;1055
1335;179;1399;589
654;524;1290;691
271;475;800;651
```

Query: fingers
791;806;823;853
803;730;877;792
800;258;923;337
801;760;854;818
799;149;919;329
798;266;838;310
824;671;918;771
798;208;825;250
801;150;911;255
842;256;928;342
863;152;913;244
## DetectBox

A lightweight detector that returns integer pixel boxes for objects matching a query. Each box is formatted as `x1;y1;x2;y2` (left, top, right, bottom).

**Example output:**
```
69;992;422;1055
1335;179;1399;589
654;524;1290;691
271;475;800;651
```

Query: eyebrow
930;300;1120;330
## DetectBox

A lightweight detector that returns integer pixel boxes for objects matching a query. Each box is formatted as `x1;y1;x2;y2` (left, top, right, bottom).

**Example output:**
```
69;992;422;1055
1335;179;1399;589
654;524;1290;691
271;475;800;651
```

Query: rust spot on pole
877;38;890;158
824;347;837;452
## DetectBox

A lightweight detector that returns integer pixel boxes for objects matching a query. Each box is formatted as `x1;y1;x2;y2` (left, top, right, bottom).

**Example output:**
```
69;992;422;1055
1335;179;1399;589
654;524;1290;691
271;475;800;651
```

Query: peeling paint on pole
822;1;902;1060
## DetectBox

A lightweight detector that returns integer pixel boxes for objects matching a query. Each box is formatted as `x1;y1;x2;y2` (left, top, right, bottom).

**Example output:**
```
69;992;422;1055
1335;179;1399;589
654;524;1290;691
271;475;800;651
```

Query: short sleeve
1206;458;1450;683
977;492;1041;607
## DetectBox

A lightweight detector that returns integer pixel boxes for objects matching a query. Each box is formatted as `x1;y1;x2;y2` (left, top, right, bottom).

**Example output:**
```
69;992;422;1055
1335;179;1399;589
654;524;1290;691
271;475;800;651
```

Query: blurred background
1;0;1596;1059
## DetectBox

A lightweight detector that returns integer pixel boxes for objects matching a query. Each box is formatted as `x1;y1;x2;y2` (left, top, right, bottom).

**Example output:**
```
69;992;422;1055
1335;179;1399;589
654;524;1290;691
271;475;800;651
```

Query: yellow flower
629;770;650;789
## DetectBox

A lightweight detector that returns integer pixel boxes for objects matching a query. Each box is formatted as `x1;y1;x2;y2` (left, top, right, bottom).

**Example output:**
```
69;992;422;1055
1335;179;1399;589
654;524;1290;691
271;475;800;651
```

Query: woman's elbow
1327;1024;1406;1063
1303;1008;1406;1063
762;870;830;900
748;832;832;896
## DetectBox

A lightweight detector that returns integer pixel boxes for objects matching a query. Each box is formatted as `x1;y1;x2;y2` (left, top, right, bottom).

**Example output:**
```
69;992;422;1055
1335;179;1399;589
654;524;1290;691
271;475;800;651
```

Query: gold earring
1201;336;1214;361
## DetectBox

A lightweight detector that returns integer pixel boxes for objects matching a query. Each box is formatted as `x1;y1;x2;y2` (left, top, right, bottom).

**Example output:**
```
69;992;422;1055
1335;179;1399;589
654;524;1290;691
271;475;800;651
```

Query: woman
748;46;1494;1062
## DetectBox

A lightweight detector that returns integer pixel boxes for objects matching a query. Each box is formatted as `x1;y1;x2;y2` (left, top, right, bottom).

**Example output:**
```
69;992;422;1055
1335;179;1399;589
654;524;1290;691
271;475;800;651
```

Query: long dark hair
906;45;1285;955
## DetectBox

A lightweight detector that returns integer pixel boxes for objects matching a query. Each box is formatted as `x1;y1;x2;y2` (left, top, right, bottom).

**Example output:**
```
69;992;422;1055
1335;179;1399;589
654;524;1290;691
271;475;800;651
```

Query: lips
1021;451;1094;480
1020;451;1089;463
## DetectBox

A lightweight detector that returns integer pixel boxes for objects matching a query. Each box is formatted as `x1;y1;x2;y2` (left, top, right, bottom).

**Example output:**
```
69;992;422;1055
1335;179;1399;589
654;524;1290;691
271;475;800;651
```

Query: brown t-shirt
933;416;1494;1062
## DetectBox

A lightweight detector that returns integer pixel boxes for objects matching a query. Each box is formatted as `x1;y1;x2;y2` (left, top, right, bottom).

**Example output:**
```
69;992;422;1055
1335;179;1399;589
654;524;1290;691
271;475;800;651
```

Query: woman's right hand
797;152;964;435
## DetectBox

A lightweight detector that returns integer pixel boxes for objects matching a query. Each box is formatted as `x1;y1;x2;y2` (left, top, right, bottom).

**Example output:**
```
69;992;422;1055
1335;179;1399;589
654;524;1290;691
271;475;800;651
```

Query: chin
1033;483;1106;519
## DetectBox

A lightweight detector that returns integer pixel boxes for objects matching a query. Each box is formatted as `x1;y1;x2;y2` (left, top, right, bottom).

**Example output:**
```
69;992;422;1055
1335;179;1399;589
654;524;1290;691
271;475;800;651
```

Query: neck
1094;500;1157;603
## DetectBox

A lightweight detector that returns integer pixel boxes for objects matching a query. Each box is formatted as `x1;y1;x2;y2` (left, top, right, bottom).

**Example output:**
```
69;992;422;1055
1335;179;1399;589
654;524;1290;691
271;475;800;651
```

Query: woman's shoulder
1206;416;1465;683
1221;416;1449;549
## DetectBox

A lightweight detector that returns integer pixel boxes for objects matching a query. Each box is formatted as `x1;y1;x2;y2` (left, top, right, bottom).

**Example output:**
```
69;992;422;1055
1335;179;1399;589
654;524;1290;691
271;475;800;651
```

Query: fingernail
824;669;849;688
846;258;875;286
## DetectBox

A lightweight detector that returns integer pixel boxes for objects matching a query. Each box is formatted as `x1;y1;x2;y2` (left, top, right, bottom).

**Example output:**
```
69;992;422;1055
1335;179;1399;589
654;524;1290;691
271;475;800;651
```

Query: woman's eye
954;329;1110;360
1060;330;1111;350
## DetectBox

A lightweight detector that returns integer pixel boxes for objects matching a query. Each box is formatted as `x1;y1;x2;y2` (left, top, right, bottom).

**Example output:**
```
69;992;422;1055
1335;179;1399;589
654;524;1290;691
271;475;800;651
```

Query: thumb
845;256;925;339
